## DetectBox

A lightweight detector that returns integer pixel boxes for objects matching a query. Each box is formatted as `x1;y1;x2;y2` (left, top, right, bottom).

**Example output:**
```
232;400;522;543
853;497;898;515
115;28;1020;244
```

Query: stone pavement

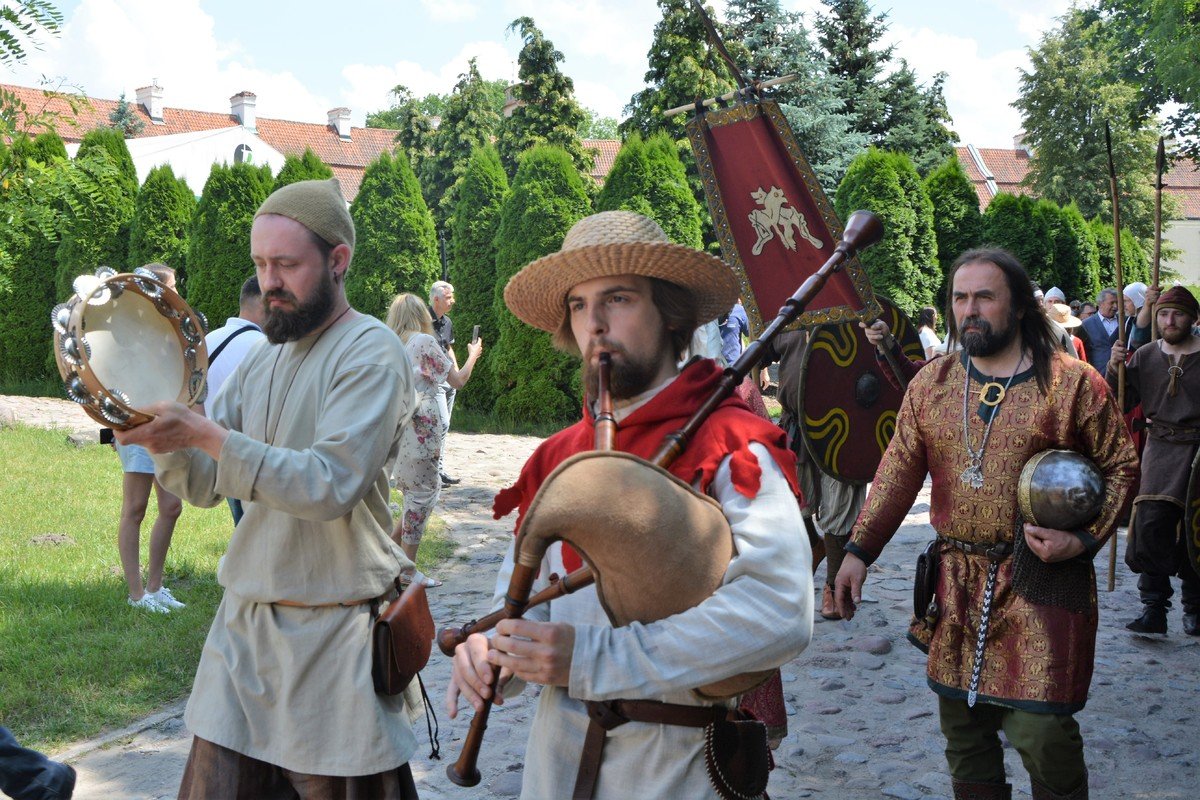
3;395;1196;799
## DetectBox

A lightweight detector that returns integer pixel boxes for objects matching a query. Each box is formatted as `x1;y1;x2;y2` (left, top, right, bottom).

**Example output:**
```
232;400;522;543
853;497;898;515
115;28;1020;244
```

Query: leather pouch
704;716;769;800
914;539;940;626
371;579;434;696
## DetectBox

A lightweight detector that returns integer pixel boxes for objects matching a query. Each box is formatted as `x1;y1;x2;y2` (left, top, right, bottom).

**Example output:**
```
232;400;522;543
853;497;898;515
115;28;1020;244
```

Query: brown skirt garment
178;735;419;800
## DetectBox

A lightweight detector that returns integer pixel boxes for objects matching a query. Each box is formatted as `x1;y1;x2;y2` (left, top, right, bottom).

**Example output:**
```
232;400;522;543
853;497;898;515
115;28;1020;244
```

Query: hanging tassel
417;673;441;760
1168;359;1182;398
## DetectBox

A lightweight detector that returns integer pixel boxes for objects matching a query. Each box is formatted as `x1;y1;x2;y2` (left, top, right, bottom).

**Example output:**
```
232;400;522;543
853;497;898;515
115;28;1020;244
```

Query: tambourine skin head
51;272;209;430
1018;449;1105;531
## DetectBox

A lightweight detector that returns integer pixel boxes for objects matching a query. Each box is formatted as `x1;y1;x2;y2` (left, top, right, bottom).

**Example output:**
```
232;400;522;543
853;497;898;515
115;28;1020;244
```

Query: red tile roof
954;144;1199;220
584;138;620;184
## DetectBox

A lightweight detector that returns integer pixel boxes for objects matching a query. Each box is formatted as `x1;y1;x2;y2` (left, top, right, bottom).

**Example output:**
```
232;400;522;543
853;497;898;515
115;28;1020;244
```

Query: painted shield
797;297;923;484
1184;448;1200;577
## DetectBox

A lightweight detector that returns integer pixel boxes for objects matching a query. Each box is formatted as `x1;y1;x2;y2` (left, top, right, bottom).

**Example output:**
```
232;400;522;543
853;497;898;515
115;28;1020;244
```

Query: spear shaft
1104;122;1126;593
1151;138;1165;340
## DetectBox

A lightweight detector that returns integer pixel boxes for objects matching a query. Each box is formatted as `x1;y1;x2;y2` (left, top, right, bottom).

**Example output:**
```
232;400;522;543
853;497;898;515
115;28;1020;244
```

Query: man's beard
582;341;665;401
1161;320;1195;345
262;267;336;344
959;310;1018;357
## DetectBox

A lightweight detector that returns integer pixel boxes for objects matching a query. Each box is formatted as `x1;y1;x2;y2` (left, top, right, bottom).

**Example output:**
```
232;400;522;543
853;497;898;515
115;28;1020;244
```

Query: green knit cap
255;178;355;250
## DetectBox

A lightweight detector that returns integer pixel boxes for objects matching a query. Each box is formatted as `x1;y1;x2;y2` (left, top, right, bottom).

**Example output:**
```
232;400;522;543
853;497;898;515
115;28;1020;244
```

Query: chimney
231;91;257;132
327;107;352;141
135;83;164;124
502;83;523;118
1013;132;1033;157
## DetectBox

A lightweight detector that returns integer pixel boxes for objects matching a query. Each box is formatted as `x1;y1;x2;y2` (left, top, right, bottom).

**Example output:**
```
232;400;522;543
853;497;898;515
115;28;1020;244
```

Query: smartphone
471;324;480;343
99;428;114;445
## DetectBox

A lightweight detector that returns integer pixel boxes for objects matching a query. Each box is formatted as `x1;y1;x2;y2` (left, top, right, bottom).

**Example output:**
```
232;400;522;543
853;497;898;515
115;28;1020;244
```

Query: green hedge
128;165;195;287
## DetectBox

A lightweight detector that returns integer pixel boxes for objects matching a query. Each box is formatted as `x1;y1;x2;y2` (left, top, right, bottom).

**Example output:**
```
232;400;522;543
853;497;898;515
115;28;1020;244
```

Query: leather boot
1127;574;1170;634
1126;606;1167;634
951;779;1012;799
820;584;842;620
1031;775;1088;799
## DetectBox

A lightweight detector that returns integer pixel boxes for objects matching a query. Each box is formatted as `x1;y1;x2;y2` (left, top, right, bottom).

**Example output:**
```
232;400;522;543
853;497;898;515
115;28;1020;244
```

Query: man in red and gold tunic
835;248;1138;800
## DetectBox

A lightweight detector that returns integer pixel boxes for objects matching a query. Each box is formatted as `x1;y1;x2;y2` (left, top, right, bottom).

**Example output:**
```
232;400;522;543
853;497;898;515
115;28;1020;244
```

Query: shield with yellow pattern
1184;448;1200;577
797;297;923;484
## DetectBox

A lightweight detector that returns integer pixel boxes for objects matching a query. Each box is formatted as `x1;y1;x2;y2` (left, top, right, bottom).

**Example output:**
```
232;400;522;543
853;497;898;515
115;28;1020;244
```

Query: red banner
687;101;879;334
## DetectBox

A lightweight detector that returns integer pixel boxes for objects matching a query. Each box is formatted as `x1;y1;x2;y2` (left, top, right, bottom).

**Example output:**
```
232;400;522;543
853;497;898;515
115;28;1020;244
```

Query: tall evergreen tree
496;18;592;178
597;132;703;249
185;162;273;325
1088;216;1151;290
491;145;591;422
273;148;333;191
595;134;656;221
128;164;196;283
878;64;957;176
723;0;867;192
447;145;508;414
1048;201;1100;304
54;127;139;295
420;58;504;226
814;0;893;141
980;193;1056;287
834;148;936;315
924;155;982;301
369;86;437;172
107;92;145;136
347;150;439;321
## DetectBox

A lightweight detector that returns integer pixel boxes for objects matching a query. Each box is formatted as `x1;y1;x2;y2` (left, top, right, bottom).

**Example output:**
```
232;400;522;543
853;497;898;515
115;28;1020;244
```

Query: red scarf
493;359;801;572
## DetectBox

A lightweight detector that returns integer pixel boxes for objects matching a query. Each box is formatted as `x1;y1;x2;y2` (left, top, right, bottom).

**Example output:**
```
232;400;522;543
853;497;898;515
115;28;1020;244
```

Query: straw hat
1048;302;1081;329
503;211;740;333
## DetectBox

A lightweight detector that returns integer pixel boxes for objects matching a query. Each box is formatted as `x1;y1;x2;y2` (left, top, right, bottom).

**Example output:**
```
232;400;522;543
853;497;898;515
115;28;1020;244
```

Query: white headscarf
1124;282;1147;310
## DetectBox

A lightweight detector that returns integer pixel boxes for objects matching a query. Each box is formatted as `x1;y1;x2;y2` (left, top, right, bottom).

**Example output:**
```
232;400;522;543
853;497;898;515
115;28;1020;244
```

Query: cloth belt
938;536;1014;561
1145;421;1200;442
272;597;377;608
573;699;731;800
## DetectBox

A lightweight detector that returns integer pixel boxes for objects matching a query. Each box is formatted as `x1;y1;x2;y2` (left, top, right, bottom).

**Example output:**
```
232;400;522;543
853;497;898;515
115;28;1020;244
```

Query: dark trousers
938;697;1086;795
0;726;75;800
178;736;419;800
1127;500;1200;610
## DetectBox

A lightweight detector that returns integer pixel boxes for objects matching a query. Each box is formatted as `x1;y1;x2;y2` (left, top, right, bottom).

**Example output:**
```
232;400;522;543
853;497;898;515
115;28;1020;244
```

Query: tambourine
51;267;209;430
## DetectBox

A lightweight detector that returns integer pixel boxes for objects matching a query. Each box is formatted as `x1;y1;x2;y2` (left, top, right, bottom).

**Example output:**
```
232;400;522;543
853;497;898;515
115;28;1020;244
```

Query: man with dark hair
1109;286;1200;636
118;178;422;798
1080;288;1120;375
446;211;813;799
836;248;1138;800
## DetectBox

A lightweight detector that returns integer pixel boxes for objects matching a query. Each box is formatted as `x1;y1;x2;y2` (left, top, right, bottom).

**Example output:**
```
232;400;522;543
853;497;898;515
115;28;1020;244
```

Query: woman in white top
386;293;482;586
917;306;942;360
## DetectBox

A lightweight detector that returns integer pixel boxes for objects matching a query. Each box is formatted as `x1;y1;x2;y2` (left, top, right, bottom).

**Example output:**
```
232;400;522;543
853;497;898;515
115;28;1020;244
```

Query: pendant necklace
959;354;1024;489
262;305;353;444
1162;342;1185;398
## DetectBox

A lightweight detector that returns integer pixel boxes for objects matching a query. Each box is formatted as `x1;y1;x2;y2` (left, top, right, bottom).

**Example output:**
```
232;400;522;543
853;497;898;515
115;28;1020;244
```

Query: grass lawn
0;424;449;752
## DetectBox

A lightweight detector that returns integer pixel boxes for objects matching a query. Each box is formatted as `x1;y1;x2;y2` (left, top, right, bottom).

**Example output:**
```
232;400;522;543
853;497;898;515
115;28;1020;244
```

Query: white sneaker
128;593;170;613
150;586;186;610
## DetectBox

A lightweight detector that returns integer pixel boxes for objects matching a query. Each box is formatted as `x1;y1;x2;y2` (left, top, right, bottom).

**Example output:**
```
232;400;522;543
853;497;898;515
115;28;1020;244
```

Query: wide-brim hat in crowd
503;210;740;333
1048;303;1082;329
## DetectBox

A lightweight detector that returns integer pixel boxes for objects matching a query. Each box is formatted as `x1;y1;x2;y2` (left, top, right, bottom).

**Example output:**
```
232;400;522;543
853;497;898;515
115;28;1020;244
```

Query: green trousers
938;696;1086;794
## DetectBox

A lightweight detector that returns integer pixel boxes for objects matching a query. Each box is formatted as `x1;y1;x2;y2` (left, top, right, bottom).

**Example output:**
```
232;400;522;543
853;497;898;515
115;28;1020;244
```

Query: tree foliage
596;132;703;249
1049;201;1101;303
185;162;273;325
924;155;982;300
107;92;144;136
491;145;591;423
496;17;592;178
346;150;439;321
54;127;139;296
273;148;333;191
128;164;196;284
447;145;508;414
1088;215;1151;291
980;193;1055;288
0;0;62;66
835;148;937;315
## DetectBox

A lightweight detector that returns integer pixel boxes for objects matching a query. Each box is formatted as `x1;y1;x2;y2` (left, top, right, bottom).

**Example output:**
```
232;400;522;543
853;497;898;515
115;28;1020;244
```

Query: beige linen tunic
154;314;419;776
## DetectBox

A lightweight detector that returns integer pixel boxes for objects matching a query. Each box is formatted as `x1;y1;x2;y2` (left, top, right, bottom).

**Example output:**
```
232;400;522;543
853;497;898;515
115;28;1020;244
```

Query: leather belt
573;699;731;800
939;536;1013;562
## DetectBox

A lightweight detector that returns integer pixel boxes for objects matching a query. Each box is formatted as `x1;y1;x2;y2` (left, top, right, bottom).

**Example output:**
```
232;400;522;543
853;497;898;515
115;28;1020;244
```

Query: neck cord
960;353;1025;489
262;306;353;444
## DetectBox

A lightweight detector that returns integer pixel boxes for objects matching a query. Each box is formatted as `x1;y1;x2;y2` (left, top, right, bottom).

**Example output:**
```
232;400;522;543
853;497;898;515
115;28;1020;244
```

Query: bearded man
445;211;812;799
1109;286;1200;636
835;248;1137;800
118;179;422;799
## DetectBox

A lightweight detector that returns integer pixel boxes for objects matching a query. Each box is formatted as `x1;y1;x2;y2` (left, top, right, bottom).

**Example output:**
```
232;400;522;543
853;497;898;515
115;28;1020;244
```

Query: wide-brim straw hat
1048;302;1081;329
504;210;740;333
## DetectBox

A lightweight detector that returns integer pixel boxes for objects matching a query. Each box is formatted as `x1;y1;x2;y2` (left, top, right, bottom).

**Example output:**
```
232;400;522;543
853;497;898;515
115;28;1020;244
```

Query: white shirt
203;317;266;417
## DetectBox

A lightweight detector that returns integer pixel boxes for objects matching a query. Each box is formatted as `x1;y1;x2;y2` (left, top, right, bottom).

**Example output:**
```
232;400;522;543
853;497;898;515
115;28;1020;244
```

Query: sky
4;0;1073;148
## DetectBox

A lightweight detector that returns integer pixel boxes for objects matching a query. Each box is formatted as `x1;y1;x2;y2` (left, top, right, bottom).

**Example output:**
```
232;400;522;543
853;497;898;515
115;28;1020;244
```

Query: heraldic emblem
748;185;824;256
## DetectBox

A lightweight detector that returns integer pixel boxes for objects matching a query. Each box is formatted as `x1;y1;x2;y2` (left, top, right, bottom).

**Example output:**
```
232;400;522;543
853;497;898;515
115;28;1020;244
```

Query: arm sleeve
567;444;812;700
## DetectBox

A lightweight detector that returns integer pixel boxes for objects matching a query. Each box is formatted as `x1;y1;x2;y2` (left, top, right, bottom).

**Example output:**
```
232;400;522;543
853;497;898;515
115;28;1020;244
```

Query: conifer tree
924;155;982;301
273;148;333;191
107;92;145;136
596;132;703;249
1089;216;1151;290
980;193;1055;287
347;150;439;320
185;162;274;325
496;18;592;178
129;164;196;283
491;145;591;422
1048;202;1100;304
447;145;508;413
54;127;139;295
814;0;893;141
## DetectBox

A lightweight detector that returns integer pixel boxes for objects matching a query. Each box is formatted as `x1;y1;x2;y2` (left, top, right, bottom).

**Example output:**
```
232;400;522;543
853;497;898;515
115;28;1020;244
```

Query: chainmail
1010;517;1094;613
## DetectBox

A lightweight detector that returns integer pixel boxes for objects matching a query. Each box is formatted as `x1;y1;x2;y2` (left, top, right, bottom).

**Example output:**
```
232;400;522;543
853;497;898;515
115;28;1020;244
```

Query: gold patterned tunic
848;351;1137;713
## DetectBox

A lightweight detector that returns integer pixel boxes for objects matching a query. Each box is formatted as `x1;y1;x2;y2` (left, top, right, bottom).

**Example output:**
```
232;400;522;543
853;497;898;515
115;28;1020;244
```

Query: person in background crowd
1047;303;1087;360
917;306;942;359
1045;287;1066;305
428;281;462;486
0;726;75;800
1078;302;1097;322
201;276;266;525
1123;283;1147;344
116;262;185;614
719;298;750;366
1080;288;1120;376
386;292;482;587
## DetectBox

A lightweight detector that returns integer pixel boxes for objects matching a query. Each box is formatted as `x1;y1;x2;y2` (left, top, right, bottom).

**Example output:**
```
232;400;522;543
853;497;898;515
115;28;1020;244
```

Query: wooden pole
662;74;798;118
1151;137;1165;341
1105;122;1126;593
